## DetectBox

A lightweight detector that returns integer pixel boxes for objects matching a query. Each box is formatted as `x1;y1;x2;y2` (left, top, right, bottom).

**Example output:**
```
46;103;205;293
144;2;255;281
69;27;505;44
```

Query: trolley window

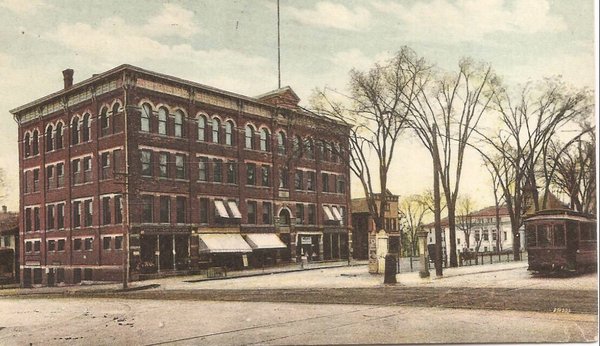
553;224;565;246
537;224;551;247
526;224;536;247
580;223;595;241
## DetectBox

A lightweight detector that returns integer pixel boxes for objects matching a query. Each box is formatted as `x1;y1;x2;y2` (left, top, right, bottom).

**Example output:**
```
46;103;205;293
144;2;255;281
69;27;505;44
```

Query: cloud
142;3;200;38
0;0;51;15
372;0;567;42
283;2;371;31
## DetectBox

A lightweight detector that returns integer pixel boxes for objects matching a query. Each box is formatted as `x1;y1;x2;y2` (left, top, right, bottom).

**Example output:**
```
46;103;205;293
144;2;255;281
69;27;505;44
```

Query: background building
0;206;19;284
11;65;351;286
351;190;400;260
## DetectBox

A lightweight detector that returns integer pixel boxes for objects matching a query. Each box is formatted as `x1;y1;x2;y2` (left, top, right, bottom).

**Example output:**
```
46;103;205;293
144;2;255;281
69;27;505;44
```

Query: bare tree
474;78;593;259
484;160;503;252
456;194;476;250
399;193;430;256
0;168;6;203
311;47;426;231
407;57;500;267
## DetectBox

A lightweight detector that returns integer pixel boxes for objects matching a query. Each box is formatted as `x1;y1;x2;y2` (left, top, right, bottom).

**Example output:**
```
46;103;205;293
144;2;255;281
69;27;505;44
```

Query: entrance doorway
159;235;174;271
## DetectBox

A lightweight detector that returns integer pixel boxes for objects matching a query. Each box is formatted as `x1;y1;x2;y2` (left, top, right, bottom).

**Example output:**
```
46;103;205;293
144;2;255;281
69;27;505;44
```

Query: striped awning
198;234;252;253
244;233;287;250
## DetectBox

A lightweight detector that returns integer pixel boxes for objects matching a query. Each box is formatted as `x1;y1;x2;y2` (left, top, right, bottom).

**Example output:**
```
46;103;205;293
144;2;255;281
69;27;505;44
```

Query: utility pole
432;127;443;277
277;0;281;89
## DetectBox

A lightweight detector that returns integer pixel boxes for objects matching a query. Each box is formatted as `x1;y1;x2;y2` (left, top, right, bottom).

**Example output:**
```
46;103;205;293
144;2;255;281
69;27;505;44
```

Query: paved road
0;298;597;345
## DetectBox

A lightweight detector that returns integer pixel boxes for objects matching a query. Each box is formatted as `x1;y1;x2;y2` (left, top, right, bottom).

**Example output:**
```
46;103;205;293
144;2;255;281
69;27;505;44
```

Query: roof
0;212;18;233
10;64;350;129
424;205;510;228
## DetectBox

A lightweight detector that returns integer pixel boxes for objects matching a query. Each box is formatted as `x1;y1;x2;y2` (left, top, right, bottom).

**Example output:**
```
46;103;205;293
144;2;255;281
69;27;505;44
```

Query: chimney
62;68;74;89
2;205;7;214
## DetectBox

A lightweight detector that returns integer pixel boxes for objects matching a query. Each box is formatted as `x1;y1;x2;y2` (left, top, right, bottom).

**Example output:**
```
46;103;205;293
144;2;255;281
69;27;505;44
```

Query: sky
0;0;596;212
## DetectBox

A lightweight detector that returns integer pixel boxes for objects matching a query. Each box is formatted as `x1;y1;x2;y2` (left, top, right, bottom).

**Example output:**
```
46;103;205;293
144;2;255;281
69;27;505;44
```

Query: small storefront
197;233;253;270
323;231;349;260
296;233;321;261
138;232;190;274
243;233;287;267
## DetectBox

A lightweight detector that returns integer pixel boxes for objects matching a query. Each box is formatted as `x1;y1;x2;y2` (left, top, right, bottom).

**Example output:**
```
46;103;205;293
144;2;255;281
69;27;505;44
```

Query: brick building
351;190;401;260
11;65;351;286
0;206;19;284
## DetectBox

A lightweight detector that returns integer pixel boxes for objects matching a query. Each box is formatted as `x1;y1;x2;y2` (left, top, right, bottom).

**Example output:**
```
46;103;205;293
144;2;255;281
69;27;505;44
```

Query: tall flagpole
277;0;281;89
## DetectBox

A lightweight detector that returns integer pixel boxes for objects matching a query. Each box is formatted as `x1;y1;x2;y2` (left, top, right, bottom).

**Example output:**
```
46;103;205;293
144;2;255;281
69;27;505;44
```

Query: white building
424;205;526;264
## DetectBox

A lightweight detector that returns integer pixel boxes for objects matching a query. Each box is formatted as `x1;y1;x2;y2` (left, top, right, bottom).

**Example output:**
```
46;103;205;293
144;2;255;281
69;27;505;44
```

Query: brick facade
12;65;352;286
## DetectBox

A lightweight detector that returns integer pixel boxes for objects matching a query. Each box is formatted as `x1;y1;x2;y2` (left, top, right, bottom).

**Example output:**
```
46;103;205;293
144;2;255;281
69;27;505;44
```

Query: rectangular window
141;150;152;176
84;237;93;251
46;165;54;191
46;205;55;230
483;230;489;241
57;239;65;251
84;200;93;226
101;152;110;180
115;236;123;250
247;201;257;224
198;157;208;181
103;237;111;250
262;202;272;224
142;195;153;223
102;196;111;225
25;241;32;253
308;204;316;224
33;207;40;231
83;157;92;183
72;159;81;185
175;154;186;179
33;168;39;191
114;195;123;224
57;203;65;229
474;230;480;242
226;161;236;184
34;240;40;252
176;196;186;223
261;165;270;187
295;204;304;224
56;163;64;188
199;198;209;223
73;238;82;251
307;171;315;191
159;153;168;178
294;170;303;190
246;163;256;185
213;159;223;183
336;176;346;194
279;168;288;189
113;149;122;174
322;173;329;192
160;196;170;223
24;171;29;193
25;208;32;232
48;239;56;251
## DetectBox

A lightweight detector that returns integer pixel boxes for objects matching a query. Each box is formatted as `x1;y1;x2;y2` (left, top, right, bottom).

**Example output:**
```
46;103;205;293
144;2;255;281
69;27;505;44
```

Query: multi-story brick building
11;65;351;286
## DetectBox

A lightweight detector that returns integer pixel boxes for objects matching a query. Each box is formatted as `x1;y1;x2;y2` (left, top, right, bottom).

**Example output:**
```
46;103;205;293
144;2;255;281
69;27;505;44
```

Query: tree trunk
447;203;458;267
512;220;521;261
433;131;443;276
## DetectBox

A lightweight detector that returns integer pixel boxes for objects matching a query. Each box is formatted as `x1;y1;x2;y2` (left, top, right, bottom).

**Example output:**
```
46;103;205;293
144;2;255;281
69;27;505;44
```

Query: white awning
331;206;342;221
198;234;252;253
227;201;242;219
244;233;287;250
214;200;229;218
322;205;335;221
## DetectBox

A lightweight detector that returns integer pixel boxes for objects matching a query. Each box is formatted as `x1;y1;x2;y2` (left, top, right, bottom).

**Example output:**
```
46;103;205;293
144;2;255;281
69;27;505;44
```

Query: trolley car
524;209;597;273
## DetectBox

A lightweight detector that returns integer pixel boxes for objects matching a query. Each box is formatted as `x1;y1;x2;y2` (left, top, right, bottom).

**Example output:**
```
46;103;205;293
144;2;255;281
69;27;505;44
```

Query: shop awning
331;206;343;221
244;233;287;250
198;234;253;253
214;200;229;218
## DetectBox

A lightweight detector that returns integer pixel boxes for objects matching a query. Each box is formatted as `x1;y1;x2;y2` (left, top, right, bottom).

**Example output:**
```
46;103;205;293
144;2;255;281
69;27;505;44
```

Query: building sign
242;254;249;267
301;236;312;245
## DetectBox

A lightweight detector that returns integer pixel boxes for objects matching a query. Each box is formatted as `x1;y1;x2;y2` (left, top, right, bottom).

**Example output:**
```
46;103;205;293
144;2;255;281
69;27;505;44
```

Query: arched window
212;118;221;143
71;117;79;145
112;102;120;115
174;110;184;137
305;138;314;159
141;103;151;132
277;131;286;155
55;123;63;149
225;120;234;145
293;135;302;157
24;132;31;157
32;130;39;155
259;128;270;151
112;102;123;133
245;124;255;149
82;113;90;142
197;115;206;141
99;107;109;136
45;125;53;152
158;107;168;135
279;208;291;225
